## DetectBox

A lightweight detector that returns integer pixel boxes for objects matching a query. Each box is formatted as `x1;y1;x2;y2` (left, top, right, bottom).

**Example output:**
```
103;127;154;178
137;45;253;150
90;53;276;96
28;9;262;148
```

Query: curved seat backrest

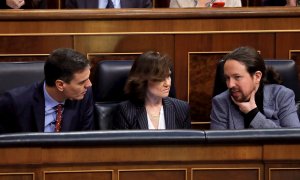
0;61;45;95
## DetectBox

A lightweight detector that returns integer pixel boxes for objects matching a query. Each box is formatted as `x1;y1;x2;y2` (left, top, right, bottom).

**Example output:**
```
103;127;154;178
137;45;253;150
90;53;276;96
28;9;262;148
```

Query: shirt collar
43;82;65;110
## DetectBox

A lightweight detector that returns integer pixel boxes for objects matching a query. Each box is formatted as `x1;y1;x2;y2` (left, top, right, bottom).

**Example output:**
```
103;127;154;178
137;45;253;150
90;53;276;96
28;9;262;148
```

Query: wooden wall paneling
0;36;73;55
44;170;113;180
269;168;300;180
276;33;300;82
0;173;34;180
74;35;174;59
192;168;261;180
188;52;228;128
0;54;48;62
118;169;187;180
41;144;261;164
275;33;300;59
264;145;300;161
0;147;41;165
265;163;300;180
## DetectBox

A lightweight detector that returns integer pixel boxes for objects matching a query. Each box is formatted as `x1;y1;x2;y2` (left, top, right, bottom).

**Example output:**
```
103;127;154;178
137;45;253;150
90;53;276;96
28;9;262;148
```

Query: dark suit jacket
262;0;286;6
0;82;94;133
65;0;152;8
113;97;191;129
0;0;46;9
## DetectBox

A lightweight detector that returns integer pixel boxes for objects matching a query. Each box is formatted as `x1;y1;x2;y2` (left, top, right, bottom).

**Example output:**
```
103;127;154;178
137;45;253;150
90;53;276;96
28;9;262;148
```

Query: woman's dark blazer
113;97;191;129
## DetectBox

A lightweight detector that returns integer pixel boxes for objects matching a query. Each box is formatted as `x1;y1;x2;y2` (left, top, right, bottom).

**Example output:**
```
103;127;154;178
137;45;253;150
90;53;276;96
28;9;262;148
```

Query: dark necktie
106;0;114;8
55;104;63;132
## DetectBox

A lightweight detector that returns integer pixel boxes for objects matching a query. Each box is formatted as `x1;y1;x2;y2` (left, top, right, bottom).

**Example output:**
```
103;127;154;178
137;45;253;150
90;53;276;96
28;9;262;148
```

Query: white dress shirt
98;0;121;8
147;106;166;130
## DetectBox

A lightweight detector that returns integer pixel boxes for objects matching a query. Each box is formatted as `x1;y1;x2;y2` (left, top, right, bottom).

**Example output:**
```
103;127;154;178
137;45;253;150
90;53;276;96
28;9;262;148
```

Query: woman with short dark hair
113;51;191;130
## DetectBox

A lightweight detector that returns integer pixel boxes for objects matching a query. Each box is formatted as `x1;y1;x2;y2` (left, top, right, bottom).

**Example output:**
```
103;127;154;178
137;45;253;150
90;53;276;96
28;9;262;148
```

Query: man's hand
231;87;258;114
6;0;25;9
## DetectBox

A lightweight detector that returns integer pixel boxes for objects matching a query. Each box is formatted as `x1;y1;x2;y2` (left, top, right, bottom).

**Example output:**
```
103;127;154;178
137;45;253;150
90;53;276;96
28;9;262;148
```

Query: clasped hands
6;0;25;9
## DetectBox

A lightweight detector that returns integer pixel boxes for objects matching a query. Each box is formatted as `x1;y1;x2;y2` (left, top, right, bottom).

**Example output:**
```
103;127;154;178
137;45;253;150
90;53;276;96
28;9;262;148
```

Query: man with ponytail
210;46;300;129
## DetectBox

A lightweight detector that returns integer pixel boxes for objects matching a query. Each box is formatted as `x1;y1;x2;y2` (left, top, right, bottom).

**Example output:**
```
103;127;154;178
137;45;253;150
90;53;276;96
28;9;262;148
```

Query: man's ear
254;71;262;84
55;80;65;92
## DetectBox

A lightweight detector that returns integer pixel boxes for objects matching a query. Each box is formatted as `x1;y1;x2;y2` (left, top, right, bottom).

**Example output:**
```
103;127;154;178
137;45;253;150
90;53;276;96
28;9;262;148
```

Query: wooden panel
188;52;228;125
264;145;300;161
0;148;41;165
175;33;274;101
119;169;186;180
1;10;300;34
269;168;300;180
74;35;174;59
0;36;73;54
276;33;300;82
44;170;112;180
192;168;260;180
276;33;300;59
0;173;34;180
0;54;48;62
41;145;261;164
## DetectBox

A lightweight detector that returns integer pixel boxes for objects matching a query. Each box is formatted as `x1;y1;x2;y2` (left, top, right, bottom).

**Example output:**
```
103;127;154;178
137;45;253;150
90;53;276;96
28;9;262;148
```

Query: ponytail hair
264;66;282;85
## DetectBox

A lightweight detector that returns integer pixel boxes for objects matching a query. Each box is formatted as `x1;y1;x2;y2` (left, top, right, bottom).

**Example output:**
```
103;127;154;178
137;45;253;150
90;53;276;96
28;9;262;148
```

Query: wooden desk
0;129;300;180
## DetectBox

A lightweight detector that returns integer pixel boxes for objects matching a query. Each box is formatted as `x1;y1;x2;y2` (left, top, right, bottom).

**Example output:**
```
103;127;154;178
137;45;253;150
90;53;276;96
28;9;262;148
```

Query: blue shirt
98;0;121;8
43;82;65;132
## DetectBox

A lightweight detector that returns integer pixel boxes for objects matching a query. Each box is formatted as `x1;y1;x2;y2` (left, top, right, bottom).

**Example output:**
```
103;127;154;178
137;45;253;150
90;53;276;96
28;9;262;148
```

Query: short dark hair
125;51;172;103
223;46;281;84
44;48;90;86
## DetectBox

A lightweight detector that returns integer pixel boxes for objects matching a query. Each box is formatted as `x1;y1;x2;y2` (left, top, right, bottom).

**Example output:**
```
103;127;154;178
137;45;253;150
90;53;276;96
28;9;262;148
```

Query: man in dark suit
65;0;152;8
0;48;94;133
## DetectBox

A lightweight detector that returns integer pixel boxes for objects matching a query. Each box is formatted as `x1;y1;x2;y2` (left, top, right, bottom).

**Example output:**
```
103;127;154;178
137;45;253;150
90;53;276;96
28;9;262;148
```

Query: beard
230;88;251;102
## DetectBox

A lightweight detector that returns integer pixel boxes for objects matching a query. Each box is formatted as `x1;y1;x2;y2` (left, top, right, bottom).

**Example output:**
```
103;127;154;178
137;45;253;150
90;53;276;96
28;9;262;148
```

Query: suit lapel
262;85;275;117
120;0;126;8
229;100;245;129
163;98;176;129
33;83;46;132
136;105;148;129
86;0;98;8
